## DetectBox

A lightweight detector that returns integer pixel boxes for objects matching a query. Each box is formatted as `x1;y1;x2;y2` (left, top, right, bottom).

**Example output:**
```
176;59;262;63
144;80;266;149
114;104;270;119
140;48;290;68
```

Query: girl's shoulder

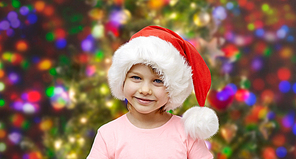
98;114;127;132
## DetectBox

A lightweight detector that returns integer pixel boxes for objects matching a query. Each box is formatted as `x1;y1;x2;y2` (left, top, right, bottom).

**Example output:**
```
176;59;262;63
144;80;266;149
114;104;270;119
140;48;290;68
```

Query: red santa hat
108;26;218;139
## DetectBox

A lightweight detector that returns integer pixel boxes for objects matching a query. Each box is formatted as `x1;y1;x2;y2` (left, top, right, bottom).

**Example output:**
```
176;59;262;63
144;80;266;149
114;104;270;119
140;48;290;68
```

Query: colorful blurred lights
109;9;131;25
8;11;18;20
13;101;23;111
50;86;69;110
277;29;287;39
46;86;55;97
279;81;290;93
235;89;249;102
0;142;6;152
23;103;37;114
213;6;227;21
251;57;263;71
276;147;287;158
38;59;52;70
0;99;5;107
27;91;41;102
86;65;96;76
255;29;265;37
92;24;104;38
81;39;93;52
19;6;30;15
0;82;5;91
226;2;234;10
293;83;296;93
277;67;291;80
282;112;295;128
55;39;67;49
16;40;28;51
245;92;256;106
54;87;64;94
8;132;22;144
8;72;19;84
293;123;296;135
0;20;10;30
262;147;276;159
27;13;38;24
34;1;45;12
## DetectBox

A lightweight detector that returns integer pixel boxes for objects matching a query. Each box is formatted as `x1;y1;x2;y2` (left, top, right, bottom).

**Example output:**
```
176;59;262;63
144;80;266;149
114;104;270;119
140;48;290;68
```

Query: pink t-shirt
87;114;213;159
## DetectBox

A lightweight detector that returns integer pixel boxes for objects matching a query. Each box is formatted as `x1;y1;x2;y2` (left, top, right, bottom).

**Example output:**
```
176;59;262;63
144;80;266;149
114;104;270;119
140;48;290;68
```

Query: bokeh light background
0;0;296;158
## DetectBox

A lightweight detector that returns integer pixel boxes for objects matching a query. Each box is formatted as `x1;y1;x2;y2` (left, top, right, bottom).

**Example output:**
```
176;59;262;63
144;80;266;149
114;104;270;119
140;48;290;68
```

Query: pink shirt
87;114;213;159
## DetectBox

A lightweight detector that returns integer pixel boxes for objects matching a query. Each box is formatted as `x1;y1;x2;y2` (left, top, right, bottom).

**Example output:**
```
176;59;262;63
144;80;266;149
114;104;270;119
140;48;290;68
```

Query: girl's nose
139;83;152;95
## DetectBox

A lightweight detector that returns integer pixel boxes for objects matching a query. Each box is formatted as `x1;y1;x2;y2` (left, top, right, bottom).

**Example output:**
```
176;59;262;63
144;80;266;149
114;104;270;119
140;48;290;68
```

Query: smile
135;97;155;105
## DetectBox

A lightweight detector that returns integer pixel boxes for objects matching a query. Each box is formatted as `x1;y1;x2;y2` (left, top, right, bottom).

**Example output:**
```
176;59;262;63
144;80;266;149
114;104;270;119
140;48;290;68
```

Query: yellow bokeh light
80;117;87;124
54;140;62;150
39;119;53;131
38;59;52;70
106;101;113;108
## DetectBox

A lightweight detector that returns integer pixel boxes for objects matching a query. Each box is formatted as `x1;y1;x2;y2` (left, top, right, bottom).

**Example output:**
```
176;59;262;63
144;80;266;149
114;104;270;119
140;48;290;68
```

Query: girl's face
123;64;169;115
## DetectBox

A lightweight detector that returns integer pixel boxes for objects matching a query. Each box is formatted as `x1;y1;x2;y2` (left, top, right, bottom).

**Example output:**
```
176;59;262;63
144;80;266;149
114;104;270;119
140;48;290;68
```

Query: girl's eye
131;76;141;80
154;79;163;84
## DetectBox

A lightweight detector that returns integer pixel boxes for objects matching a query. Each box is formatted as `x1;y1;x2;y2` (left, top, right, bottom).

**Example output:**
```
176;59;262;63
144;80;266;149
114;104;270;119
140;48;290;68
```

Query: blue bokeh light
245;92;256;106
255;29;265;37
276;147;287;158
27;13;38;24
7;11;18;21
282;112;295;128
55;39;67;49
226;2;234;10
279;80;290;93
293;83;296;94
293;123;296;135
20;6;30;15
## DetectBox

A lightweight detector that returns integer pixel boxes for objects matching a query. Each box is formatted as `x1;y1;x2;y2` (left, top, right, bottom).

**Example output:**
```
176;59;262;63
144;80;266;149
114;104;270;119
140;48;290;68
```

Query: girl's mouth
135;97;154;105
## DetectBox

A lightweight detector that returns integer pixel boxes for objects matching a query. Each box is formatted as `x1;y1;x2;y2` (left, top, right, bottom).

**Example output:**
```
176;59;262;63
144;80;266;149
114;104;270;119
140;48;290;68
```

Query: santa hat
108;26;218;139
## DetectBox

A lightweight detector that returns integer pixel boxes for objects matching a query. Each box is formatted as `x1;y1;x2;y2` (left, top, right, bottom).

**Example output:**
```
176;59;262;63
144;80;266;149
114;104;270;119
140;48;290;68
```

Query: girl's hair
156;106;166;114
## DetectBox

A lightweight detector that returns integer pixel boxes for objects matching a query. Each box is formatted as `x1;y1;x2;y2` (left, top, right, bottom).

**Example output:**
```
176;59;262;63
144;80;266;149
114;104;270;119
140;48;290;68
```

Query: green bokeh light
70;14;83;22
264;47;272;57
247;23;255;31
0;99;5;107
241;79;251;89
21;60;30;70
95;50;104;61
0;122;5;129
12;0;20;8
49;68;57;76
59;55;70;65
69;26;83;34
22;120;30;130
46;86;55;97
46;32;55;41
222;146;232;157
292;56;296;63
262;4;269;12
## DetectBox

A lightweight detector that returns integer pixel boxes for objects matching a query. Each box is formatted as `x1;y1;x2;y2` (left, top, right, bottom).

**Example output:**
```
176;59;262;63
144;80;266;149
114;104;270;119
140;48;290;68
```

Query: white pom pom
182;106;219;140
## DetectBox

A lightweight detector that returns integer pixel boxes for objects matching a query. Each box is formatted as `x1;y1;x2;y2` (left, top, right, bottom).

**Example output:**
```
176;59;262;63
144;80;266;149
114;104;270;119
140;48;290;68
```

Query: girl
87;26;219;159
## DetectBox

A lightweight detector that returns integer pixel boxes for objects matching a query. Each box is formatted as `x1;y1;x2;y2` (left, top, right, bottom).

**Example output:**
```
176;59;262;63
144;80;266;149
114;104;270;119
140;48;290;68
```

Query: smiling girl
87;26;219;159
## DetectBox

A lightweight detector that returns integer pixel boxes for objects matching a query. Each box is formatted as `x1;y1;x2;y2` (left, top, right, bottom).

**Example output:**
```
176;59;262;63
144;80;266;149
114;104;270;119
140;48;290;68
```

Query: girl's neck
126;108;172;129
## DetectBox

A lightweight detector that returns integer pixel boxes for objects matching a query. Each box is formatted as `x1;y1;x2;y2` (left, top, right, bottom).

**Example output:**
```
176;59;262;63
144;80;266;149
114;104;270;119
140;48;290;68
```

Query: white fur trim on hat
108;36;193;110
182;106;219;139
